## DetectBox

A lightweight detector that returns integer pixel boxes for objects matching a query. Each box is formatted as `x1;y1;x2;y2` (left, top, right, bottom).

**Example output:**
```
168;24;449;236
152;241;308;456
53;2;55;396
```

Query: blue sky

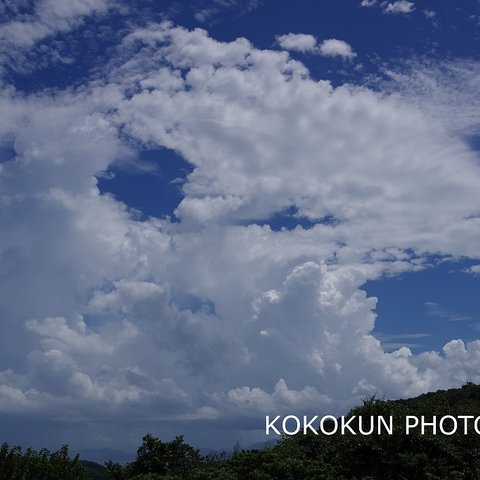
1;0;480;453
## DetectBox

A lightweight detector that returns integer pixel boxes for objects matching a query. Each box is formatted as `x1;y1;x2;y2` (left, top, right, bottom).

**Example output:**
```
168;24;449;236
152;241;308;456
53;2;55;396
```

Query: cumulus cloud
276;33;317;52
1;20;480;450
360;0;377;7
383;1;415;15
277;33;356;59
318;38;357;59
227;379;331;414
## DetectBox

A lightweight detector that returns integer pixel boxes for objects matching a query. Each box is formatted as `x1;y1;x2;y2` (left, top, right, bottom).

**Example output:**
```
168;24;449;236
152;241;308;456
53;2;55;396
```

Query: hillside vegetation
3;383;480;480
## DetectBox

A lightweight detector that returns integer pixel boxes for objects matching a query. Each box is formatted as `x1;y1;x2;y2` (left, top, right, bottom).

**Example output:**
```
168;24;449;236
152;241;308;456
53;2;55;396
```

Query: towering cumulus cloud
0;17;480;449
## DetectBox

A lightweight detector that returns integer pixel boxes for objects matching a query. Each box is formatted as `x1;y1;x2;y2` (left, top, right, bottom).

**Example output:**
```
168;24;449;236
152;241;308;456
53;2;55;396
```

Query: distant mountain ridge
78;440;278;466
76;447;134;465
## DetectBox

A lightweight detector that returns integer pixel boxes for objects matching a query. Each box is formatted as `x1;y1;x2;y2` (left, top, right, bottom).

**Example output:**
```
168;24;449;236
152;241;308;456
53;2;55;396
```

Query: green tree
0;443;87;480
106;434;201;480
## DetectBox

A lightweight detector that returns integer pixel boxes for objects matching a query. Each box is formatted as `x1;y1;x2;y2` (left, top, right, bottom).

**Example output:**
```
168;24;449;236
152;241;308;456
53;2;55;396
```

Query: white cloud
227;378;331;414
383;1;415;15
424;9;436;18
318;38;357;59
25;316;138;355
360;0;377;7
276;33;317;52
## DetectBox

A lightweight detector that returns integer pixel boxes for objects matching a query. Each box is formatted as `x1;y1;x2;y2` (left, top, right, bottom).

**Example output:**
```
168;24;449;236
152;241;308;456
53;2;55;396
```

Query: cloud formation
360;0;377;7
467;265;480;276
277;33;356;59
360;1;415;15
383;1;415;15
0;0;115;73
424;302;473;322
0;18;480;450
193;0;262;23
276;33;317;52
376;59;480;136
318;39;357;59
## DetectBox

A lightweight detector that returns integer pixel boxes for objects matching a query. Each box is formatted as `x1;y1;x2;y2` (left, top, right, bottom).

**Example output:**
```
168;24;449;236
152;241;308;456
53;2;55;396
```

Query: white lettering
439;415;457;435
319;415;338;435
358;416;374;435
341;415;357;435
475;417;480;435
458;416;474;434
405;416;419;434
378;416;393;435
303;415;319;435
265;415;281;435
421;416;437;435
282;415;301;435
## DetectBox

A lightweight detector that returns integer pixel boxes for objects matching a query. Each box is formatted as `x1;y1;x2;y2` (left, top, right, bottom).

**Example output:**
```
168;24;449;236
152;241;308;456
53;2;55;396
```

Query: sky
1;0;480;453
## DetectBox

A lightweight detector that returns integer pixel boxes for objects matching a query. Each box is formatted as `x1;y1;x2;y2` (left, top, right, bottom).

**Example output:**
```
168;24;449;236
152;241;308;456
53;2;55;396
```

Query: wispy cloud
193;0;262;23
370;58;480;137
0;0;116;74
375;332;431;351
424;302;473;321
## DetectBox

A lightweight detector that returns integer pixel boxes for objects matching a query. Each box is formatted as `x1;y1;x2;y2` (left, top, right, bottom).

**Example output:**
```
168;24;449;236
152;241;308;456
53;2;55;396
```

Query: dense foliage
0;444;87;480
3;383;480;479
